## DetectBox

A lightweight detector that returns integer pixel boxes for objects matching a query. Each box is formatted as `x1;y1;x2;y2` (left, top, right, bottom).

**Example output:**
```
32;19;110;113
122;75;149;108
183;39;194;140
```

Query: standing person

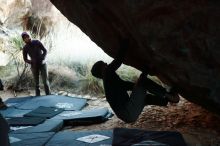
0;114;10;146
0;98;7;110
0;79;7;110
0;79;10;146
22;32;51;96
91;39;179;123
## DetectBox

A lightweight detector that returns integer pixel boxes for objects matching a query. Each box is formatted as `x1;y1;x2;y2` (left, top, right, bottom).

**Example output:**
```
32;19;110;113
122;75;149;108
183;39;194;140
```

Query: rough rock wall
0;0;33;29
50;0;220;115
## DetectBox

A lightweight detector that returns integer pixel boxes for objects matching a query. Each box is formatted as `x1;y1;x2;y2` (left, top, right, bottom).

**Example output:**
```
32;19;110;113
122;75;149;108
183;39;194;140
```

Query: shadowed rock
50;0;220;115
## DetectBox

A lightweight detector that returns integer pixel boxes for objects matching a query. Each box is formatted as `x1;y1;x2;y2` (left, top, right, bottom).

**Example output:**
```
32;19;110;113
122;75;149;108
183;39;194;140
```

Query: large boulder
50;0;220;115
0;0;31;29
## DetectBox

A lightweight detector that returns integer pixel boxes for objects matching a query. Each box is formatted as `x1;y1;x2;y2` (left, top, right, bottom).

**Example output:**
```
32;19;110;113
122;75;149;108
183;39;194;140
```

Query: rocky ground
1;90;220;146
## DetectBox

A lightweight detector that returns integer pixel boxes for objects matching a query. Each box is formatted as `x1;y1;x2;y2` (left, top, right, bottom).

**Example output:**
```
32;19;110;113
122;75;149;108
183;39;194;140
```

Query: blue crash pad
46;130;112;146
0;107;31;118
14;95;87;111
52;107;113;126
9;132;55;146
112;128;187;146
11;119;63;134
24;106;64;119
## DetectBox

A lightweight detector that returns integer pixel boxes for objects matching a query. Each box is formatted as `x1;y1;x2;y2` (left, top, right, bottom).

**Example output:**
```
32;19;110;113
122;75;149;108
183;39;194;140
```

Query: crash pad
11;119;63;134
45;130;112;146
15;95;87;111
9;132;55;146
52;107;113;126
112;128;187;146
24;106;64;119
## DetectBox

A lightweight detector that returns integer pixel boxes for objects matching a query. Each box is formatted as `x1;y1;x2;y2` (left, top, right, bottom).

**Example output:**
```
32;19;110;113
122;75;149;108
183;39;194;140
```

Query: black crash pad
112;128;187;146
7;117;46;126
24;106;64;119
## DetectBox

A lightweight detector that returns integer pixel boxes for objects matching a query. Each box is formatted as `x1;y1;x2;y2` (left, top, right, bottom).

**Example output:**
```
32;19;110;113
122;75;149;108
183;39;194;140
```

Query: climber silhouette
91;38;179;123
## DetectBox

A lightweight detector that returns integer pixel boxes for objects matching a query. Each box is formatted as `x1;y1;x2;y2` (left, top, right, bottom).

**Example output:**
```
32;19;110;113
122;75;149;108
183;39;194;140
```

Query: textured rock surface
50;0;220;115
0;0;31;29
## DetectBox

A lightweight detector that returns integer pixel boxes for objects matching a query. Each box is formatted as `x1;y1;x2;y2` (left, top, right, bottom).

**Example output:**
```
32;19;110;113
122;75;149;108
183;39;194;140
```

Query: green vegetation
3;35;27;90
47;62;140;97
1;53;140;97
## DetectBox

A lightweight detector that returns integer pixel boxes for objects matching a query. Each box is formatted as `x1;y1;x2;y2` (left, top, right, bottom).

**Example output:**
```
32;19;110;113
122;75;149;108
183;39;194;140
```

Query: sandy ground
1;90;220;146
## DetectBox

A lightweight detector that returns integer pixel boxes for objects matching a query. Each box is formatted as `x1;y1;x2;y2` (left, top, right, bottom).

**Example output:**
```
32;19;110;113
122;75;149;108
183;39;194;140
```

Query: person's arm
108;39;129;71
22;47;31;64
38;40;47;60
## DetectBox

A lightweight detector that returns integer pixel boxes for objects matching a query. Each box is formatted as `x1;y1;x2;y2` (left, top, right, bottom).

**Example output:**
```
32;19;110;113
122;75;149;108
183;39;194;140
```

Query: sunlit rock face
0;0;56;34
50;0;220;115
0;0;31;66
0;0;31;29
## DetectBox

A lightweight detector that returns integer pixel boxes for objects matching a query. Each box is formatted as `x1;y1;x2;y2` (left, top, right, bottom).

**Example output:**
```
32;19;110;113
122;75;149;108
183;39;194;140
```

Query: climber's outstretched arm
108;39;129;71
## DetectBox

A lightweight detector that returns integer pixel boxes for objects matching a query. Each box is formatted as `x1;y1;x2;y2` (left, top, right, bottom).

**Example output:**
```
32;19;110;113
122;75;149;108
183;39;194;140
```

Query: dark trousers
31;64;51;96
125;76;168;106
115;74;168;123
142;77;168;106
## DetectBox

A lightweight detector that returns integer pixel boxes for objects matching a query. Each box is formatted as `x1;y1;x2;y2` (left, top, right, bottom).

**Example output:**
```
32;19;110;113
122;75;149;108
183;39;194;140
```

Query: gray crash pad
9;132;55;146
45;130;112;146
5;96;34;108
0;107;31;118
11;119;63;134
14;95;87;111
52;107;113;126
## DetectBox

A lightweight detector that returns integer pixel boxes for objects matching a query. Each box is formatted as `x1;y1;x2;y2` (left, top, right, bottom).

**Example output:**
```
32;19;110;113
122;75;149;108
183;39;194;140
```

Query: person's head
21;32;31;44
91;61;107;79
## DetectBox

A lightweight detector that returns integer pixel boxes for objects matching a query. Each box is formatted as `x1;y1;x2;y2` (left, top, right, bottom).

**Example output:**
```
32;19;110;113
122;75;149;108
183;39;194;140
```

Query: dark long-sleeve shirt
103;39;134;113
103;65;135;112
22;40;47;67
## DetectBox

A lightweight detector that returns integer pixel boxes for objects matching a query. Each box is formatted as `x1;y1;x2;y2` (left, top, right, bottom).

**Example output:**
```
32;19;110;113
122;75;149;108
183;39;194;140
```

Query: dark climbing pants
115;74;168;123
31;64;51;96
142;77;168;106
